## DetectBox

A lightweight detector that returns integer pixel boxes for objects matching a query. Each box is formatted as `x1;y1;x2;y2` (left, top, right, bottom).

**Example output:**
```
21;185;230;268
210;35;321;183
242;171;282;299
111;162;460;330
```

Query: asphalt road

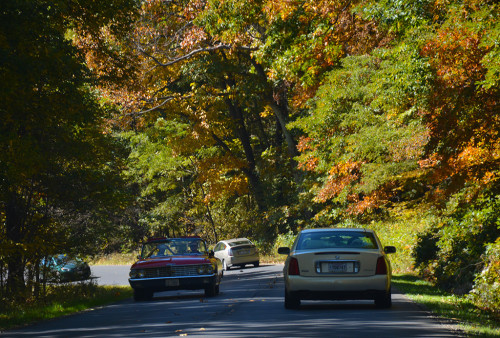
2;264;462;337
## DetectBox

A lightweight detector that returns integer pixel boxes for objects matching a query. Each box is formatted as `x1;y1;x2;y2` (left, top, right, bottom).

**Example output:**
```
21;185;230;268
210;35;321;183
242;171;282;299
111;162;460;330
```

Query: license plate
165;279;179;286
238;250;249;255
322;262;354;273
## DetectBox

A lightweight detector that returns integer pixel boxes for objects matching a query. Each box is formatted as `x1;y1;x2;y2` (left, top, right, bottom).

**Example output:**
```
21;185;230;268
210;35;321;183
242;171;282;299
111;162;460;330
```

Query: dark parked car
129;237;223;301
40;254;91;283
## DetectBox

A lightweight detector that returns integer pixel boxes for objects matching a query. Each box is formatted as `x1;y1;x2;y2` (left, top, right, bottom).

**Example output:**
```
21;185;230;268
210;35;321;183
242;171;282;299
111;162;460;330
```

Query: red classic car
129;237;223;301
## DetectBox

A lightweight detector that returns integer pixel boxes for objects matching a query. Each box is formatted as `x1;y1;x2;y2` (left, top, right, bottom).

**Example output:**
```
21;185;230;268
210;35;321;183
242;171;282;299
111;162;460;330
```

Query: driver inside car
189;241;201;254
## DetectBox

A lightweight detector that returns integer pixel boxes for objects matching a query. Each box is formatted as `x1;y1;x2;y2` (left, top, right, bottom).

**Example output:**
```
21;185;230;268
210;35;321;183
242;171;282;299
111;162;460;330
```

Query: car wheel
83;268;91;280
284;289;300;309
133;289;153;301
253;261;260;267
375;289;392;308
222;260;230;271
205;281;219;297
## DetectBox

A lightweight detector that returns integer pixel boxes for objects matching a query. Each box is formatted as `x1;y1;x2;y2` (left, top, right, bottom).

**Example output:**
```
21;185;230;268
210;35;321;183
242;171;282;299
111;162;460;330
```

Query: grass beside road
0;283;132;332
393;274;500;337
91;252;138;265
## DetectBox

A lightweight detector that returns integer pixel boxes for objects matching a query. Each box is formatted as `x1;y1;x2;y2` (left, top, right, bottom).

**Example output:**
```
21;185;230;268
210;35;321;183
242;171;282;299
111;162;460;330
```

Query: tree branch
138;44;258;68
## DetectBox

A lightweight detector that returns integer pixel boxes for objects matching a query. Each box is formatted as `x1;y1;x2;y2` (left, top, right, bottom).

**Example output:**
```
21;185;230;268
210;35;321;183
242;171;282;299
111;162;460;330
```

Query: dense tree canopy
1;0;498;310
104;0;498;309
0;0;137;296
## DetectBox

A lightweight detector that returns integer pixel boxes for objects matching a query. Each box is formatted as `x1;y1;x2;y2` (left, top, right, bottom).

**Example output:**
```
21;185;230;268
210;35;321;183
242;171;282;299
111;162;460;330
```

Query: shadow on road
1;265;462;338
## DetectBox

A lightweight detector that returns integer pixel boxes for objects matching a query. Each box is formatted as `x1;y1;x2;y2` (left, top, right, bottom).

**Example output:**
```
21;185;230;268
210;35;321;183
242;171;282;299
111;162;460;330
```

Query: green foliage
0;0;137;299
413;230;439;270
370;205;438;273
469;239;500;316
270;230;297;256
475;3;500;90
120;118;202;237
413;184;500;294
290;46;431;215
356;0;436;31
1;0;498;315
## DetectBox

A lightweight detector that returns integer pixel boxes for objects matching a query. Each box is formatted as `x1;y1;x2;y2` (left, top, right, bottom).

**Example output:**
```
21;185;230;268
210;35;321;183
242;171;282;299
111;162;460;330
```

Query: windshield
295;231;378;250
141;238;207;258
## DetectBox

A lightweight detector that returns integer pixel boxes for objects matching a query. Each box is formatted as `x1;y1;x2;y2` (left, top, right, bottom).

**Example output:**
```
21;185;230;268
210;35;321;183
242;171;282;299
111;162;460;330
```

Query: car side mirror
208;250;215;258
384;246;396;254
278;247;290;255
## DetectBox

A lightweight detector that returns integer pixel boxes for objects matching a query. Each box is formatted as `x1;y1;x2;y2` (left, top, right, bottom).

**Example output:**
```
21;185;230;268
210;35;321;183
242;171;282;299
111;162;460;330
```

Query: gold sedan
278;228;396;309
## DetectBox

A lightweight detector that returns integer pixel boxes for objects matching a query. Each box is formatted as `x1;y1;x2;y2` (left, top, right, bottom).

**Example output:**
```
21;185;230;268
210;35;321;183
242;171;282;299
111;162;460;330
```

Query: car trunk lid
232;244;257;257
293;249;381;277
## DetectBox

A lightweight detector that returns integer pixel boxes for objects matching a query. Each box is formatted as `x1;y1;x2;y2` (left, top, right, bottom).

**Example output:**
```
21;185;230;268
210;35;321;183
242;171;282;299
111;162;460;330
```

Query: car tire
222;260;230;271
375;288;392;309
284;289;300;309
253;261;260;267
83;267;91;280
205;281;219;297
133;289;153;301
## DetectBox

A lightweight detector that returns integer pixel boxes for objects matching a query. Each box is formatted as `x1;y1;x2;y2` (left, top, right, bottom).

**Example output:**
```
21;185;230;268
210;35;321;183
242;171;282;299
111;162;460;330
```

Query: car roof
144;236;202;243
299;228;374;234
220;238;251;243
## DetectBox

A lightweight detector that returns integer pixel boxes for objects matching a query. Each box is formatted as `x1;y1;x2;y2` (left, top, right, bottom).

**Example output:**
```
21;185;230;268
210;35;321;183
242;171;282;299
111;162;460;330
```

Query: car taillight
228;248;233;256
288;257;300;275
376;256;387;274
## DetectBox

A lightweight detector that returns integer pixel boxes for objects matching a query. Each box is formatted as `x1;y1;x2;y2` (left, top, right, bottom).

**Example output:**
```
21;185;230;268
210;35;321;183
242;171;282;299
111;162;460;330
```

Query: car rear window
228;240;252;247
295;231;378;250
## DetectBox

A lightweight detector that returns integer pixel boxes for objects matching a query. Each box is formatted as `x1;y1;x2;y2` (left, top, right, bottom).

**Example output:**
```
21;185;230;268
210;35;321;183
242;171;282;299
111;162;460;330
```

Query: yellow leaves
455;145;489;167
389;129;429;162
264;0;345;22
328;161;361;177
450;143;500;185
196;155;249;202
260;106;273;118
263;0;301;22
480;171;497;185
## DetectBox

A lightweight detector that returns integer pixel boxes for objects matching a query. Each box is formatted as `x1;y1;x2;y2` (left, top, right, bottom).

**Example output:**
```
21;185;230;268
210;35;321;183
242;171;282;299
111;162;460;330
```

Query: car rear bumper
228;253;259;266
293;289;389;300
129;275;216;292
285;274;390;299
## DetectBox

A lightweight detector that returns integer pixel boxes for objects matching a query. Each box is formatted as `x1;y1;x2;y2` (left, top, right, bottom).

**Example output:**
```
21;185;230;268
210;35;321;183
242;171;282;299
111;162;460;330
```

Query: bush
271;230;297;253
469;239;500;316
412;187;500;294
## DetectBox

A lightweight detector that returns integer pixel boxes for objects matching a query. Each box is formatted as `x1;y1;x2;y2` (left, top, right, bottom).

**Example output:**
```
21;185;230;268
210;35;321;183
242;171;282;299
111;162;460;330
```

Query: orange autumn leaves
422;26;485;89
294;1;499;215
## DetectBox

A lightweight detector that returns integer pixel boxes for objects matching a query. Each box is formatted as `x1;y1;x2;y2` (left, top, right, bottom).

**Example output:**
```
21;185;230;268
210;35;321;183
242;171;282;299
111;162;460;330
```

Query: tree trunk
5;191;26;296
224;97;266;211
248;58;299;159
